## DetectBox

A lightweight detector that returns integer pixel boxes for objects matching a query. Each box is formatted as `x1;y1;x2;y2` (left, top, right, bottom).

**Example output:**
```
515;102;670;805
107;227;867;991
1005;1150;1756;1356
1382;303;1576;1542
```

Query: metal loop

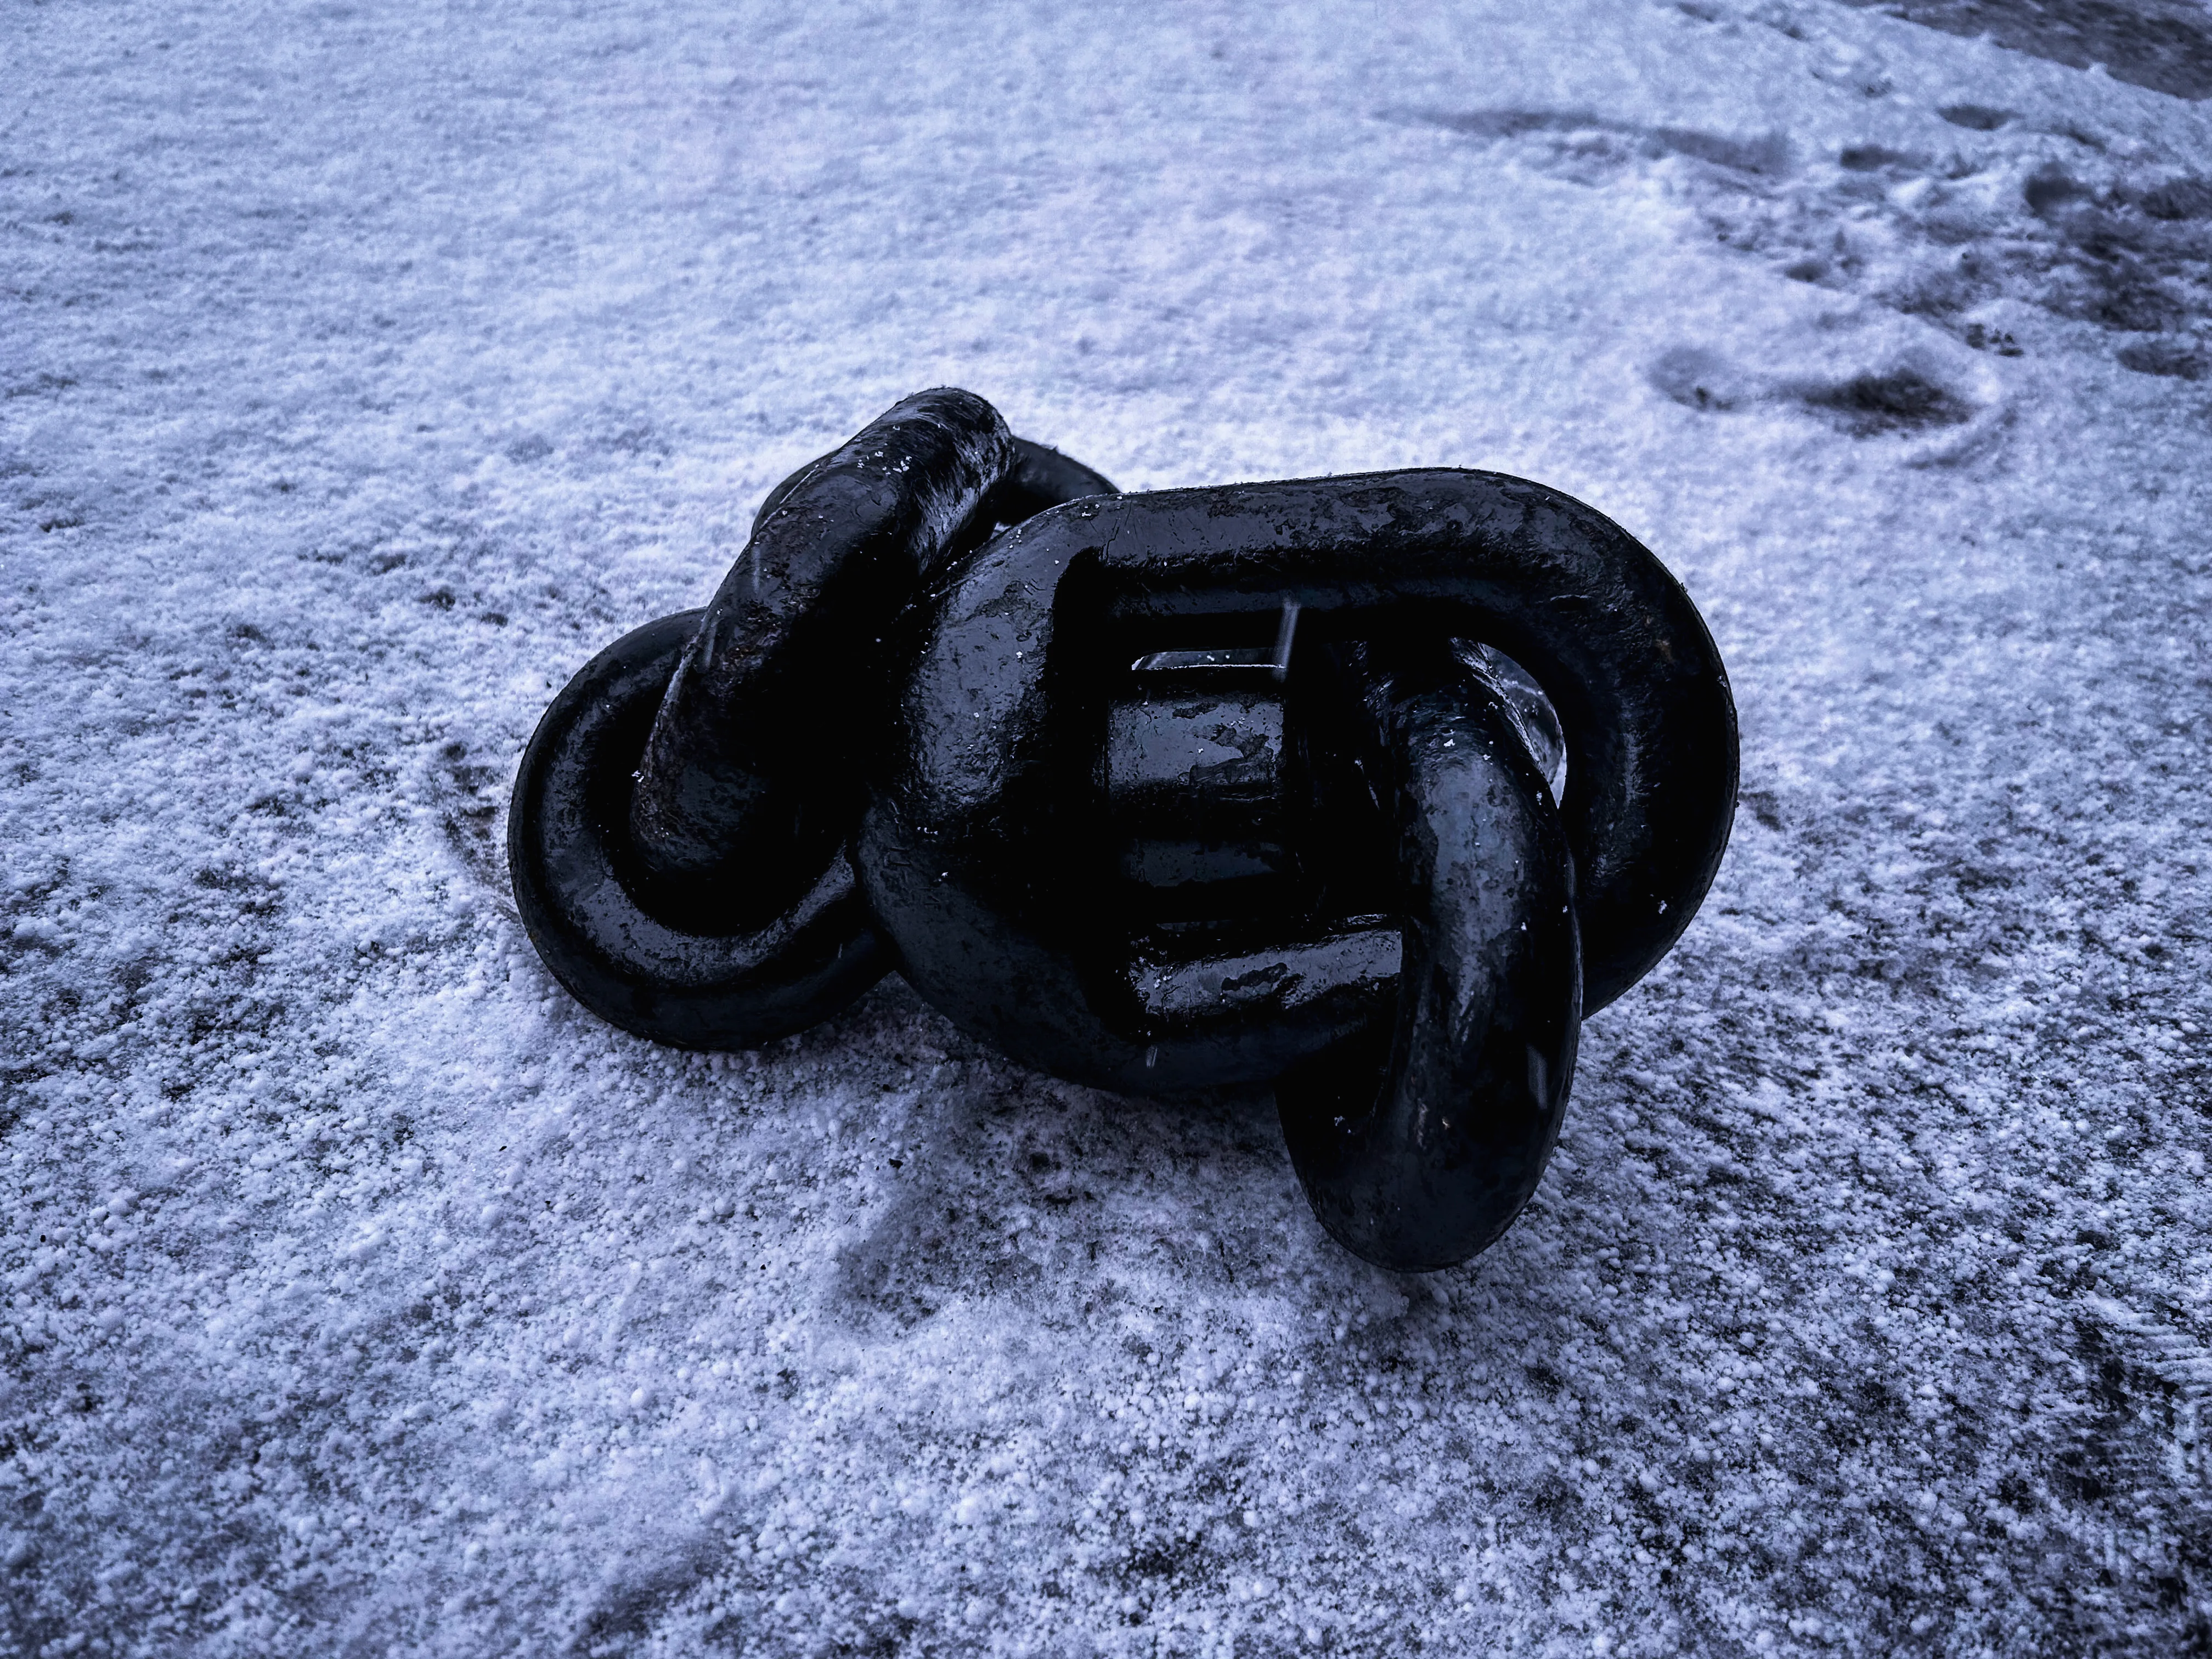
628;388;1019;923
859;467;1736;1099
509;387;1732;1267
506;611;893;1049
506;392;1118;1050
1276;641;1579;1271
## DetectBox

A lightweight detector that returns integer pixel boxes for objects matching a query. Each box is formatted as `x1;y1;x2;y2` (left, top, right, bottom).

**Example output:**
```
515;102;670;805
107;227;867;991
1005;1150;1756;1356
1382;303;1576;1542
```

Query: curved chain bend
508;389;1736;1268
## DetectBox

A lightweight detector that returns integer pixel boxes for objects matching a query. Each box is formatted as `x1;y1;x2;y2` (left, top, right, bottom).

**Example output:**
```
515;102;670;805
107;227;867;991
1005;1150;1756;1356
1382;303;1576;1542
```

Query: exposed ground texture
4;1;2211;1655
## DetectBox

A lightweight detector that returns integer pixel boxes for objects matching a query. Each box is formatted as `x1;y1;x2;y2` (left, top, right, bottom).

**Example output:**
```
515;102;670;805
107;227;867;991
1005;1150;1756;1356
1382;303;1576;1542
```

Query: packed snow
4;0;2211;1654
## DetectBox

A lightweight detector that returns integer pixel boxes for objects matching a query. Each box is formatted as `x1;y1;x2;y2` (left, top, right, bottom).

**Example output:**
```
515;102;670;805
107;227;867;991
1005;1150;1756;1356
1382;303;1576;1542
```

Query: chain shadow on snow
827;990;1303;1335
816;985;1716;1387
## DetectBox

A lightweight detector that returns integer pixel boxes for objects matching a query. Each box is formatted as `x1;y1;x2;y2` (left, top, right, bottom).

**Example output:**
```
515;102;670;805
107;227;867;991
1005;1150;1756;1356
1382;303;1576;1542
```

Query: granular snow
4;1;2210;1654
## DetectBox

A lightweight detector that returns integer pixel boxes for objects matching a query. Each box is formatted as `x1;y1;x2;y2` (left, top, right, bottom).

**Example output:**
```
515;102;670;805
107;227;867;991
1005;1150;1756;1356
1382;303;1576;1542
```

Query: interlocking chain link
509;389;1737;1268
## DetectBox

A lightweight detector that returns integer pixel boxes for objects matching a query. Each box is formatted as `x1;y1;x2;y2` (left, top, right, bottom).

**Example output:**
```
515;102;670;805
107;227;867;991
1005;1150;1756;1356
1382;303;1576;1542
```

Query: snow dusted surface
6;0;2212;1652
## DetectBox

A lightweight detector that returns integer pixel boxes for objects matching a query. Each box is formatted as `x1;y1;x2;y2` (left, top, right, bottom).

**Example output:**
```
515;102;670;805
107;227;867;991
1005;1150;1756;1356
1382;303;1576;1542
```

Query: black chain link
509;388;1737;1269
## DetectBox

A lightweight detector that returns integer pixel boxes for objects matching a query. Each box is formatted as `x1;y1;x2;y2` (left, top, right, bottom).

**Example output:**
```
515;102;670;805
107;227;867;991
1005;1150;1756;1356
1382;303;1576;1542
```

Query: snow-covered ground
5;1;2211;1653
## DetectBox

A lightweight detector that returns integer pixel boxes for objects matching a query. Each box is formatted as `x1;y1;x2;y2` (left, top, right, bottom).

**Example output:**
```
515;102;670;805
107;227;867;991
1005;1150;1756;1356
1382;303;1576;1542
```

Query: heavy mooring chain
508;388;1738;1270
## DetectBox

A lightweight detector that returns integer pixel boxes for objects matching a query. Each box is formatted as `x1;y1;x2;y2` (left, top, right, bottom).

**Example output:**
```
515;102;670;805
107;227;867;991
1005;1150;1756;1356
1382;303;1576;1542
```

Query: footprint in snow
1647;345;1995;453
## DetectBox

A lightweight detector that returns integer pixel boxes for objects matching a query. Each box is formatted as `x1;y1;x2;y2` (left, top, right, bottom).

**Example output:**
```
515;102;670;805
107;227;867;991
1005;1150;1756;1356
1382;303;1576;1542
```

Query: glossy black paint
507;388;1738;1269
505;610;893;1050
508;391;1115;1049
628;388;1017;923
860;470;1736;1095
1276;642;1579;1272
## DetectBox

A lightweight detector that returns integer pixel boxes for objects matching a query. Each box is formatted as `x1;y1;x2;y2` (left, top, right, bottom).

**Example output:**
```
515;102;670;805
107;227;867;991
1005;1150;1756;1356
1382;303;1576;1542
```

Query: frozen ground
5;0;2212;1653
